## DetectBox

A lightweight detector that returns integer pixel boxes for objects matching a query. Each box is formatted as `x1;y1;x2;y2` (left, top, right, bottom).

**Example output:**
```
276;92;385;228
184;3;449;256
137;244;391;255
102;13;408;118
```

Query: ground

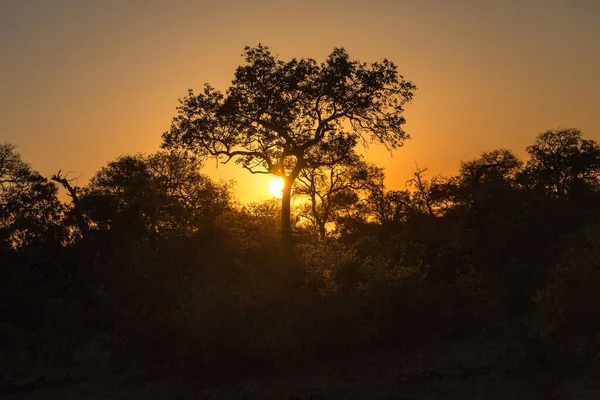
3;327;599;399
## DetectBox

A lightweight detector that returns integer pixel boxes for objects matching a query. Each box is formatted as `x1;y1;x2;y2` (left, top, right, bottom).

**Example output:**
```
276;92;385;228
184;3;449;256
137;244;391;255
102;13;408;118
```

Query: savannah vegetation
2;46;600;396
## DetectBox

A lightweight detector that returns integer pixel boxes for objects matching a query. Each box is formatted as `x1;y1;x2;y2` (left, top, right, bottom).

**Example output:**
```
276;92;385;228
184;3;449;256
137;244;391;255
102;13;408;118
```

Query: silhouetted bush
535;226;600;365
4;127;600;386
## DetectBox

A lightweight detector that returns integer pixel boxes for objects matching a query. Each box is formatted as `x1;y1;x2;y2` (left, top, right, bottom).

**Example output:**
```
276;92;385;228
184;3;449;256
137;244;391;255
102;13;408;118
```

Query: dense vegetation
2;127;600;392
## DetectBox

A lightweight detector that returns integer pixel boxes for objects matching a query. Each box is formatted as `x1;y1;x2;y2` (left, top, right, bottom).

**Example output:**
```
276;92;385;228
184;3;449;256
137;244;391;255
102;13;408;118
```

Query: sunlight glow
269;177;284;198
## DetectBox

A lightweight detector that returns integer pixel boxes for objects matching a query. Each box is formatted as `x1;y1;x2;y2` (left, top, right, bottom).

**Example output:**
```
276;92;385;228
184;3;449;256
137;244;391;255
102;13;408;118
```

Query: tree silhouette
406;165;444;216
0;143;64;250
1;143;31;192
163;45;416;256
459;149;523;187
294;155;383;239
451;149;524;212
77;151;232;246
525;128;600;197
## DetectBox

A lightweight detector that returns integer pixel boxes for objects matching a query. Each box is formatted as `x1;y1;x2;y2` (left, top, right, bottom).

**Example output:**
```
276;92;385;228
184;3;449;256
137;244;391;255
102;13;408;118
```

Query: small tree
163;45;416;255
406;165;444;217
294;156;383;239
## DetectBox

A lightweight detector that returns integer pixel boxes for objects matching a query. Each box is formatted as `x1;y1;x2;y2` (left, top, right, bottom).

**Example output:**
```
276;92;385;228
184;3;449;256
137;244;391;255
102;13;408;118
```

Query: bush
535;226;600;364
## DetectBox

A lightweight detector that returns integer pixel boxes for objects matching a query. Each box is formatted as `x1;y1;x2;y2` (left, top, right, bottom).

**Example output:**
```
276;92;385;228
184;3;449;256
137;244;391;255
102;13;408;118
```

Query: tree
406;165;444;216
75;151;232;246
294;155;383;239
369;189;413;225
0;143;31;193
459;149;523;187
525;128;600;197
452;149;524;211
146;150;233;233
0;143;64;250
162;45;416;255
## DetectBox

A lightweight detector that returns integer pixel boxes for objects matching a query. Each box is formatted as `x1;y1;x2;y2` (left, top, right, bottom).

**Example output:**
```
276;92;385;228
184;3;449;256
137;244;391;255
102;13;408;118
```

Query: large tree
525;128;600;197
0;143;64;250
163;45;416;253
75;150;232;245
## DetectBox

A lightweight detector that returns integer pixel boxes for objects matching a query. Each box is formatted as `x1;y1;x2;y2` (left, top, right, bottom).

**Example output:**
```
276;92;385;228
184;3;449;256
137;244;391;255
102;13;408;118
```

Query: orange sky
2;0;599;203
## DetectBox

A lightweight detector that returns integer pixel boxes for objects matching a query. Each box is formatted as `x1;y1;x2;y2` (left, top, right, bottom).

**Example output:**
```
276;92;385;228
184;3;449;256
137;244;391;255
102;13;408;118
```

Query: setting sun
269;177;284;198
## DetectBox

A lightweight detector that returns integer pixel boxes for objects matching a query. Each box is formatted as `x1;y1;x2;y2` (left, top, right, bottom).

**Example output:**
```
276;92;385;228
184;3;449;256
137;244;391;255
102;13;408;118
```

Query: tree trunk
280;160;305;270
281;176;293;259
318;223;326;240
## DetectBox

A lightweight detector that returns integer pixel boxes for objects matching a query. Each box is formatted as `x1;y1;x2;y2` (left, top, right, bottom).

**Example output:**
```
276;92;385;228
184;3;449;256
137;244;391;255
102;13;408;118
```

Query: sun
269;177;284;198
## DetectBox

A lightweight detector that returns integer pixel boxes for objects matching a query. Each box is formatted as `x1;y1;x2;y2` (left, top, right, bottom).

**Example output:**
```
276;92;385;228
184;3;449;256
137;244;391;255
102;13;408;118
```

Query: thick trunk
280;159;305;268
318;223;326;240
281;176;293;256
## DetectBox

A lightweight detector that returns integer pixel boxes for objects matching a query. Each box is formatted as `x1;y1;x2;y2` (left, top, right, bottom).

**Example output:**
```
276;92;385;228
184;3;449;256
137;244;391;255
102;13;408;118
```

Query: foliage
536;226;600;334
5;120;600;384
0;143;64;250
162;45;416;249
294;157;383;238
76;150;232;245
524;128;600;197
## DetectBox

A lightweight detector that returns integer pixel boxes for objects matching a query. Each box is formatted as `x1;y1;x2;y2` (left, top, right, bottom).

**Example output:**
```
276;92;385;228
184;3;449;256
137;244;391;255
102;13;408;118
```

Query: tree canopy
0;143;63;250
163;45;416;252
525;128;600;197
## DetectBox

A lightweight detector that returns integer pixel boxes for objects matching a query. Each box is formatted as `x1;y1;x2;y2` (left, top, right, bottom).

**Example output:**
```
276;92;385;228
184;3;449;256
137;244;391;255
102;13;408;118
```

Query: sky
2;0;599;203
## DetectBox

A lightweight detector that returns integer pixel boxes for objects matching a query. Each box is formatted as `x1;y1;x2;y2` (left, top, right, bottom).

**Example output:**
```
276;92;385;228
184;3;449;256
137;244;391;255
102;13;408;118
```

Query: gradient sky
2;0;599;203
